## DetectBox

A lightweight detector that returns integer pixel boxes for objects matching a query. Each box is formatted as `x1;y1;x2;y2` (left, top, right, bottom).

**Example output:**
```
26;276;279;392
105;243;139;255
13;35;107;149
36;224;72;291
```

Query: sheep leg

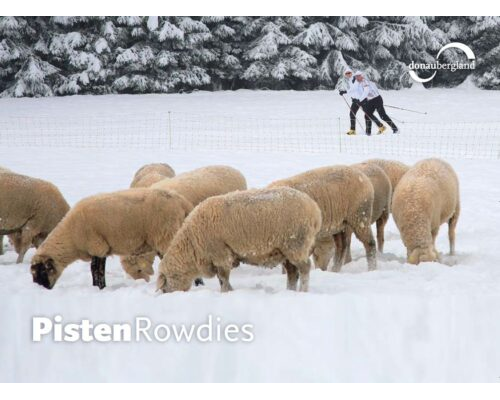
344;226;353;264
376;210;389;253
448;209;459;256
282;260;299;291
352;225;377;271
216;267;233;293
13;230;32;264
91;256;107;289
0;235;3;255
296;259;312;292
332;232;347;272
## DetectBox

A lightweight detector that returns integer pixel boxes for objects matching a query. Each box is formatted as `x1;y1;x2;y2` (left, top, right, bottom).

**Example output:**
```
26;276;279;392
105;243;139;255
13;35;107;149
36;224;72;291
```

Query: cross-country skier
338;68;360;135
354;71;399;135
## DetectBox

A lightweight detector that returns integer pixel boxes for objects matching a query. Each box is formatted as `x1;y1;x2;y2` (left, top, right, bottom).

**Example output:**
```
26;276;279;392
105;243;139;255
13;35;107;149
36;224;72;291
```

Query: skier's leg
350;101;360;130
362;100;382;133
376;96;398;131
364;113;372;135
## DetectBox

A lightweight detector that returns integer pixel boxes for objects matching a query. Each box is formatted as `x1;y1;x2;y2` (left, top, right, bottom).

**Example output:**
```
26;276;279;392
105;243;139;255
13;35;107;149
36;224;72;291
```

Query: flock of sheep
0;157;460;293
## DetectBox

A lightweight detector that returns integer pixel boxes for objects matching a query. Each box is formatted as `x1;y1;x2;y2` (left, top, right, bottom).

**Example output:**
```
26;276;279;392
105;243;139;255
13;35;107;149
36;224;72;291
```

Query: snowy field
1;88;500;382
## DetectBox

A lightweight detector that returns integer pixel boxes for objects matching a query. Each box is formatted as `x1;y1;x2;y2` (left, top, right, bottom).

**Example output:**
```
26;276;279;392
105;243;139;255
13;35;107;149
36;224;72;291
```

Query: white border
2;1;500;17
2;383;500;399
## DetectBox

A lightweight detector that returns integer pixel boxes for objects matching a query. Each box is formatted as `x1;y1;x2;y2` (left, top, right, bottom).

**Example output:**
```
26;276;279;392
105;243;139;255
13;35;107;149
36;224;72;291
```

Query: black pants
364;95;397;134
349;100;360;130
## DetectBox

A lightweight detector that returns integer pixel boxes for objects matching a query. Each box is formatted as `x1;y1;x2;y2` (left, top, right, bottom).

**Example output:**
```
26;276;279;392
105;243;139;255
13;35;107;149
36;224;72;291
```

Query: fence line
0;111;499;159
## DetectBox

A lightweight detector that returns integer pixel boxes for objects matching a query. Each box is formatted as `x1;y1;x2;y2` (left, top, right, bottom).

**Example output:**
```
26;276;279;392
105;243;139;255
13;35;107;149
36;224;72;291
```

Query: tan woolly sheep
156;187;322;293
364;159;410;195
30;188;193;290
343;162;392;263
130;163;175;188
268;166;376;272
121;165;247;281
392;158;460;265
0;172;70;263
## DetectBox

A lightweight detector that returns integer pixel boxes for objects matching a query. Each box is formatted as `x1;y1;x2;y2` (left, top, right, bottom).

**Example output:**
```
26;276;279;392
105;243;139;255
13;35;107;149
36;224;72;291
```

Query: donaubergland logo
408;42;476;83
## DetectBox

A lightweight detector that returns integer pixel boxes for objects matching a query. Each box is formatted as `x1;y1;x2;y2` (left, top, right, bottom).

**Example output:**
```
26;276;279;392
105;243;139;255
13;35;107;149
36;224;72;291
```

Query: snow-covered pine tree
47;16;115;95
0;17;61;97
291;16;368;89
241;17;317;89
201;16;249;90
112;17;212;93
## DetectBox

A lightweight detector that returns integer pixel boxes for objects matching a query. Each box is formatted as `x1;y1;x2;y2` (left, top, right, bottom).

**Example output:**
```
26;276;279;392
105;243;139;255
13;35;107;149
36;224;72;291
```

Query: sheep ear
156;274;167;292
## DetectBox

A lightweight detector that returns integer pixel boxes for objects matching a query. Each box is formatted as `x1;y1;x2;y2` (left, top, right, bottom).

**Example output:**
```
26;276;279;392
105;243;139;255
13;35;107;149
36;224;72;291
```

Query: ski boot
346;129;356;136
377;125;387;134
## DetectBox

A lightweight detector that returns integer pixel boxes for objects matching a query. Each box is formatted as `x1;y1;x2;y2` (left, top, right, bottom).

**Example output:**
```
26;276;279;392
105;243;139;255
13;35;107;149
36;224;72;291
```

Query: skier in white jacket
338;68;361;135
355;71;398;135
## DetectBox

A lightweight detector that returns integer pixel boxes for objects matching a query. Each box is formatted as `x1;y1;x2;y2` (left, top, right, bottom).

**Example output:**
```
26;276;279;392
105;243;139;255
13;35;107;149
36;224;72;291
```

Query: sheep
156;187;322;293
0;172;70;263
268;166;377;272
130;163;175;188
121;165;247;281
364;159;410;195
343;162;392;263
391;158;460;265
30;188;193;290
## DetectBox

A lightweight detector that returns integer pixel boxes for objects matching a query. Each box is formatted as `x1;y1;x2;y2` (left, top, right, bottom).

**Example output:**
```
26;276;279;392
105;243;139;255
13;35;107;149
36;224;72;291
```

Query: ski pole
384;105;427;115
340;94;366;134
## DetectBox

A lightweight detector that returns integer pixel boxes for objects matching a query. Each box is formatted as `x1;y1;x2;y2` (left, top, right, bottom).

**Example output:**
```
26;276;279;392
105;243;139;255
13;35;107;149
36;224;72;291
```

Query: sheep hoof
194;278;204;286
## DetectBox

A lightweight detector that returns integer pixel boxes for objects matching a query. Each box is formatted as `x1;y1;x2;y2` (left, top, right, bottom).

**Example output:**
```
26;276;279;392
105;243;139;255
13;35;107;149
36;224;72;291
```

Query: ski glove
339;90;347;95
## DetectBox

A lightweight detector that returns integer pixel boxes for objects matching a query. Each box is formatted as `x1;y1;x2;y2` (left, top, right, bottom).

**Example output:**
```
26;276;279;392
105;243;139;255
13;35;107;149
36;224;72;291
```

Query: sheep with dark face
157;187;321;293
0;171;69;263
121;165;247;281
392;158;460;264
268;166;376;272
30;188;192;290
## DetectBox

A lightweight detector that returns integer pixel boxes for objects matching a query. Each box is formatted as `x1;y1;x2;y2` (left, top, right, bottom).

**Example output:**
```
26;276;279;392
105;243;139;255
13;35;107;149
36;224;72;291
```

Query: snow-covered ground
1;89;500;382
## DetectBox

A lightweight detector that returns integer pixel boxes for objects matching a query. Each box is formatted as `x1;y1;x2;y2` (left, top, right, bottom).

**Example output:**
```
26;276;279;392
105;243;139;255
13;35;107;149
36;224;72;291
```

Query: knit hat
353;70;363;77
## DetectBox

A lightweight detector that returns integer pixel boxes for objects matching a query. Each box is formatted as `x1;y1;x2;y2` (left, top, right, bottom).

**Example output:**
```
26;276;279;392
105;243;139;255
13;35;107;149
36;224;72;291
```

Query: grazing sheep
130;163;175;188
0;172;70;263
121;165;247;281
30;189;193;290
157;187;321;293
343;162;392;263
364;159;410;195
392;158;460;264
268;166;376;272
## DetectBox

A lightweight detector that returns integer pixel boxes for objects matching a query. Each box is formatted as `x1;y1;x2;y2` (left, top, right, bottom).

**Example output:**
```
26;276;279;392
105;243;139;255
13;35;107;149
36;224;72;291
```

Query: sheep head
156;270;193;293
121;254;155;282
30;256;61;289
407;246;439;265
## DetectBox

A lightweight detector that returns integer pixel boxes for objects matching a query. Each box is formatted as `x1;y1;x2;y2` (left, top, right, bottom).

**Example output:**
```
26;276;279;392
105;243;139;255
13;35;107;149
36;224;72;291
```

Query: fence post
167;111;172;150
338;117;342;153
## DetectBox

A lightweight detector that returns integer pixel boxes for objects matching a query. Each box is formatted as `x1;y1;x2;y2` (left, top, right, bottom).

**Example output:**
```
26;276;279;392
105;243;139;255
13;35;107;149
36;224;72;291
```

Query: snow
1;89;500;382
